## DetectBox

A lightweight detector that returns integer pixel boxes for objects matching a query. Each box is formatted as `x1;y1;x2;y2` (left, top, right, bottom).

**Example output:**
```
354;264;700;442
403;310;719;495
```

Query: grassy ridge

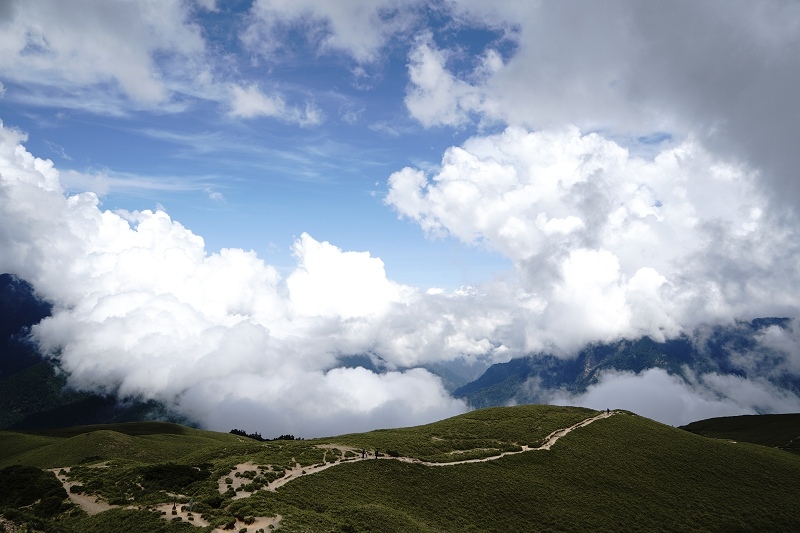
1;406;799;532
680;413;800;454
333;405;596;461
31;421;196;438
234;412;800;532
0;431;58;462
0;423;256;468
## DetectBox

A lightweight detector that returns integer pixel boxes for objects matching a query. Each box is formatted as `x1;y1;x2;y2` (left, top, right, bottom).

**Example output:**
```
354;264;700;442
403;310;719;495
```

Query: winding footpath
51;467;114;515
263;409;618;491
48;410;618;531
414;408;616;466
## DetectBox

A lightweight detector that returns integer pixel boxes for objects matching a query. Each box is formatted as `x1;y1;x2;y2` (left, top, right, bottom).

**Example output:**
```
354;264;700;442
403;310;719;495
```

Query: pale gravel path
395;410;616;467
251;445;360;493
46;410;615;530
50;467;114;515
254;410;619;491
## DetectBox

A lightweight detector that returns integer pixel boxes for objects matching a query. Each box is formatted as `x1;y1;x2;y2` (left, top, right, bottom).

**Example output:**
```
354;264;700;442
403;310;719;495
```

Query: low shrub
0;465;67;517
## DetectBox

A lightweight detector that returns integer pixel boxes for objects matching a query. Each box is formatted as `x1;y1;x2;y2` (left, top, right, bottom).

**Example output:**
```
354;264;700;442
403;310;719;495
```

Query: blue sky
2;1;800;435
0;1;515;288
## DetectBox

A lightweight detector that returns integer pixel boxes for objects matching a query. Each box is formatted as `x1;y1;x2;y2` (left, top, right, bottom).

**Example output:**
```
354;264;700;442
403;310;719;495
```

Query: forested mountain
454;318;797;408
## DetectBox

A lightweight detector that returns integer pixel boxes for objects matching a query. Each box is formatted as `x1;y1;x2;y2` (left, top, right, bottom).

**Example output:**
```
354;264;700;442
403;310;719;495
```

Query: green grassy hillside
1;406;798;532
0;422;260;469
333;405;597;462
680;412;800;454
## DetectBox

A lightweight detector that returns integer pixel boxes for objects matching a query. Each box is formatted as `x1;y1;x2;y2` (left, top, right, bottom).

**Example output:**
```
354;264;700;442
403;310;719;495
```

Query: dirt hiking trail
51;467;114;516
48;410;617;530
227;409;620;494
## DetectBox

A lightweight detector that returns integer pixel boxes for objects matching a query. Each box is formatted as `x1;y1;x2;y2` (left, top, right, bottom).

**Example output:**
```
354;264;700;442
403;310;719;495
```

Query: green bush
203;494;225;509
139;463;211;492
0;465;67;517
70;508;199;532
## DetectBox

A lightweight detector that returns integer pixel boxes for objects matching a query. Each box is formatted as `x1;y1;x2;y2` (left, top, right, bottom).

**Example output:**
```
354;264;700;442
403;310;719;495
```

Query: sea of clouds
3;119;800;434
2;0;800;433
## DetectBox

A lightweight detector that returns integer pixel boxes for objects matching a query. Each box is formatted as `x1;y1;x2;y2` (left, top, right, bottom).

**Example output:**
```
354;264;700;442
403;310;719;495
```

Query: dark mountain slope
455;318;797;408
0;274;51;378
681;412;800;454
0;274;192;430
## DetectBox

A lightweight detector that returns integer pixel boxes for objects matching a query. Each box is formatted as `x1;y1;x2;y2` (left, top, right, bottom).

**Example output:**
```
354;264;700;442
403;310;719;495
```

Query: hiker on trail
606;408;610;414
361;448;366;459
375;448;379;459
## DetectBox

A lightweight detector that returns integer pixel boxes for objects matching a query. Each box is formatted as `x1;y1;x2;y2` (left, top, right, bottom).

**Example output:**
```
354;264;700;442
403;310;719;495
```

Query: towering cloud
410;1;800;211
387;126;800;353
5;114;800;430
0;122;468;437
2;0;800;430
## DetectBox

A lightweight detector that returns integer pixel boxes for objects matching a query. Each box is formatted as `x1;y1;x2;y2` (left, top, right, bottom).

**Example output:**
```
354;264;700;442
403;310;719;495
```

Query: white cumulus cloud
386;125;800;353
0;120;467;437
410;1;800;210
228;84;322;125
0;0;207;107
242;0;418;64
404;35;488;128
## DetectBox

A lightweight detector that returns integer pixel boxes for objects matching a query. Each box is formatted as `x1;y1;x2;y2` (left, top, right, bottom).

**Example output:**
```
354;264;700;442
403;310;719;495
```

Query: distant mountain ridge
454;317;797;409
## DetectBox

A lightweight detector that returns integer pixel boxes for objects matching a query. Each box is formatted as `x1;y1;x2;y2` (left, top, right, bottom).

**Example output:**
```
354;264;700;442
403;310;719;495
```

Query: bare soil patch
50;466;114;516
